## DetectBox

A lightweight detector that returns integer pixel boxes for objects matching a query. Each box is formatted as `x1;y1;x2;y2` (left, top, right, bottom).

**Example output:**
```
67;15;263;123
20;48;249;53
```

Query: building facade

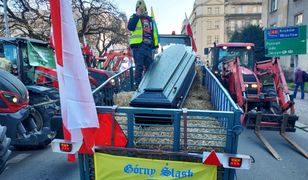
262;0;308;71
225;0;262;42
185;0;262;62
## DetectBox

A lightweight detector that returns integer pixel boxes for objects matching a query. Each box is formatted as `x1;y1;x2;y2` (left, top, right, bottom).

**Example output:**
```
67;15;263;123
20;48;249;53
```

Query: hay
113;91;134;106
113;66;213;110
183;66;213;110
112;66;225;153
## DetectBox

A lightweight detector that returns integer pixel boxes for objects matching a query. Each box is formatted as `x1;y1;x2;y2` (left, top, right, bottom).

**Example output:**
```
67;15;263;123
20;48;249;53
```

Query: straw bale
112;66;225;153
113;91;134;106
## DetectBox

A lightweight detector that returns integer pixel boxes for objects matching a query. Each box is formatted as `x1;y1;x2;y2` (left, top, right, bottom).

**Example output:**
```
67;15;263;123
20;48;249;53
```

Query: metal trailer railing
92;66;135;106
79;65;242;180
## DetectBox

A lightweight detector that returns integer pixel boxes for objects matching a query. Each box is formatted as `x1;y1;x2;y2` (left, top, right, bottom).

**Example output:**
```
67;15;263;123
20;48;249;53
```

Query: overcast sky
114;0;195;34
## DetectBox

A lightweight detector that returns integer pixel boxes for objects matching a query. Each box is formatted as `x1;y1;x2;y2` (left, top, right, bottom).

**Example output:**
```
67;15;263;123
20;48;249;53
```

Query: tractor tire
0;126;11;174
28;93;58;131
14;93;58;150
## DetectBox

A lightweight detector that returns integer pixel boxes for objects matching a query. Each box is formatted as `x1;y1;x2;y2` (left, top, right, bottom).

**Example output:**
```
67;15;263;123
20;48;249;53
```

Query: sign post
265;25;307;57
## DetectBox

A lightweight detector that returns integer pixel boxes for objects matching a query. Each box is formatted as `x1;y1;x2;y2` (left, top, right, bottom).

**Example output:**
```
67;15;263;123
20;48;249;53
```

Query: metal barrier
92;66;134;106
79;65;242;180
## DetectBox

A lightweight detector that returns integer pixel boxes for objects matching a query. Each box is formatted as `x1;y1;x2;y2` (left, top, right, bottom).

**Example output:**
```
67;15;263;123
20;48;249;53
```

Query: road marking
7;153;31;164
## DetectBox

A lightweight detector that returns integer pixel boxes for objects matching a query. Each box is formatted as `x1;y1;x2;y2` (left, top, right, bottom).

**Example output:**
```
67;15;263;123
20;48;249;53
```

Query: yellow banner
94;153;217;180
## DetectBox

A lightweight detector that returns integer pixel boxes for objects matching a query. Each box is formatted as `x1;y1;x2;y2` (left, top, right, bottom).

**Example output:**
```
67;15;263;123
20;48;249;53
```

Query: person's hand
136;7;142;16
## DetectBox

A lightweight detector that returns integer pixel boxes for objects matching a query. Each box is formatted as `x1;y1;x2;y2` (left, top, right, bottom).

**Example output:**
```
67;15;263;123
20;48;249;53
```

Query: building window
230;21;235;31
215;7;219;14
295;13;303;25
214;35;219;43
232;6;236;13
253;6;257;13
270;0;278;12
215;21;220;29
207;21;212;29
208;7;212;15
237;6;243;13
237;20;242;29
207;36;212;44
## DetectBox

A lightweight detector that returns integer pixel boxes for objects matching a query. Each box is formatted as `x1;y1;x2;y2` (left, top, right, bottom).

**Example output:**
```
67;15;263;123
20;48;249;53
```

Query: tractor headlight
251;84;258;89
12;97;18;103
110;79;116;86
3;94;19;104
245;84;249;88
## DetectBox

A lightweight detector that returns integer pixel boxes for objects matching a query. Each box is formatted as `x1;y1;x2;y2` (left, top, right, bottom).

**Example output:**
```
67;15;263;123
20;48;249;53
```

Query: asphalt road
237;128;308;180
0;147;79;180
1;127;307;180
293;92;308;127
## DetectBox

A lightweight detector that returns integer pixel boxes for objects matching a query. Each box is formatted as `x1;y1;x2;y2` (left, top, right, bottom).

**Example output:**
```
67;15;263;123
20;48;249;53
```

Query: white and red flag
49;27;55;49
50;0;99;159
184;13;197;52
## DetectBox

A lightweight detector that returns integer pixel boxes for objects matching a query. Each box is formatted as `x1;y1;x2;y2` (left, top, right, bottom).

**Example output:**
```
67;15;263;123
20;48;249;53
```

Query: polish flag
185;13;197;52
82;35;90;55
49;0;99;158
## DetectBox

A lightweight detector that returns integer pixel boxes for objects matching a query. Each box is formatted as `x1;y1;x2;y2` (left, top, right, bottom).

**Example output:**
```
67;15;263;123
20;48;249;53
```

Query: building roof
0;37;47;45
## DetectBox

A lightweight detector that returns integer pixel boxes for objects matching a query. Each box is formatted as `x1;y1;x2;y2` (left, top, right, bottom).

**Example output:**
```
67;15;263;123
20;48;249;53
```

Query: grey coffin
130;45;197;109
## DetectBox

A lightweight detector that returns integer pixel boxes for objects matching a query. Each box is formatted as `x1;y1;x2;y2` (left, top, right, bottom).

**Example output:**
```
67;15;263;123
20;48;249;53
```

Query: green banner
27;42;56;68
265;25;307;57
94;153;217;180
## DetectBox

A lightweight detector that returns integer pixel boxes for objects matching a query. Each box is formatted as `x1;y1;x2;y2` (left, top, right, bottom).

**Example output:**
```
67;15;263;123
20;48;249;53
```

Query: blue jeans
132;44;153;87
293;82;305;99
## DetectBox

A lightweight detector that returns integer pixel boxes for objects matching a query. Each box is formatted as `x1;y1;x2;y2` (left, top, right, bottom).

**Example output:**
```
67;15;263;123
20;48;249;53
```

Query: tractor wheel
14;93;58;150
28;93;57;130
0;126;11;174
27;108;44;132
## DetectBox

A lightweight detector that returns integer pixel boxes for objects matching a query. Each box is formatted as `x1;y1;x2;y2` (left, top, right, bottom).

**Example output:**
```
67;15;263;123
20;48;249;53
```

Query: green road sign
265;25;307;57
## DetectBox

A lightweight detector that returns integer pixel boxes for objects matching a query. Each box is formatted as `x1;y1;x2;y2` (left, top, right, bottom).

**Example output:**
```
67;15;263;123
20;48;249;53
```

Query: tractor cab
159;34;192;47
0;37;55;85
205;43;255;75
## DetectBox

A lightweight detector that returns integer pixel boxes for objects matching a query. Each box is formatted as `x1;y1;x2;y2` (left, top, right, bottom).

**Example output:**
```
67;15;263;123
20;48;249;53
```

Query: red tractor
0;37;59;149
206;43;307;160
0;37;117;148
0;37;117;105
0;69;55;149
97;49;133;72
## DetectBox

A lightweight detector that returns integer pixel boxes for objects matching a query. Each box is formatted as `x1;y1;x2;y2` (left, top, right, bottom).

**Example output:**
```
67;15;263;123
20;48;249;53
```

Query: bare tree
0;0;51;40
0;0;129;56
0;14;4;36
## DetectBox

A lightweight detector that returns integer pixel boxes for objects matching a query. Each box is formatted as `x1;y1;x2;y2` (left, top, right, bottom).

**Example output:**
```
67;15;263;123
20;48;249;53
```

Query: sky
114;0;195;34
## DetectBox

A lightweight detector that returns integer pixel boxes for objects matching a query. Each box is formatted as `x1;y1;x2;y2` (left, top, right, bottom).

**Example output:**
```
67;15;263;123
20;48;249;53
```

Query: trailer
52;62;252;180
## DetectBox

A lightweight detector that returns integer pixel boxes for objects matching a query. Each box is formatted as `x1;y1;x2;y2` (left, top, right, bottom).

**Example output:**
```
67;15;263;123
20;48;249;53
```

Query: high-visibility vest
129;17;159;48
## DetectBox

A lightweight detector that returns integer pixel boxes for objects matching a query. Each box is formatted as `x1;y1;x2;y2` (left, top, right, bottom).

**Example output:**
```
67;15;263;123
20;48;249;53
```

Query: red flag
82;35;90;55
50;0;99;157
185;13;197;52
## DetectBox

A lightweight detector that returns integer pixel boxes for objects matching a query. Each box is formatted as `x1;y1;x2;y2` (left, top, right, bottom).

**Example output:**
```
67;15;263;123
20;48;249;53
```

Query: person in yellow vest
128;0;159;89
